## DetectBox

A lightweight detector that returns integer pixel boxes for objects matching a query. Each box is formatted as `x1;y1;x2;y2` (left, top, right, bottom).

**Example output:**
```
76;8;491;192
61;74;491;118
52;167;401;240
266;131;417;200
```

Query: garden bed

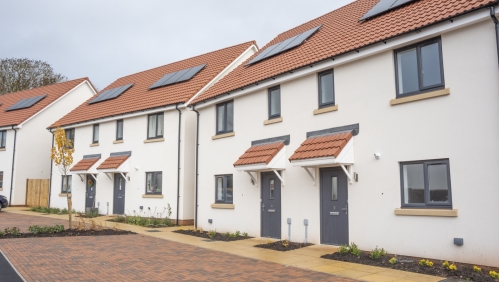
107;216;174;228
0;226;135;239
322;251;499;281
173;229;251;241
254;240;313;252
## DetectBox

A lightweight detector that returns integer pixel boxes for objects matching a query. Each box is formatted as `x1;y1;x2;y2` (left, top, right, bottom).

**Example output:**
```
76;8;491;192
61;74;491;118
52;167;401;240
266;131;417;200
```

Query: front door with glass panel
320;167;348;245
85;175;96;208
113;173;126;214
261;172;281;239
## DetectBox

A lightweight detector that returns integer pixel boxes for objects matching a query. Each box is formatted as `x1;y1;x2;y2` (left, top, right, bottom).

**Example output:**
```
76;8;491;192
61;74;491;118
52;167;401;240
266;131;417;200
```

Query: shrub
419;259;434;267
208;230;216;239
28;224;65;234
225;232;230;237
349;242;361;256
473;266;482;273
235;231;241;237
490;271;499;279
4;227;21;236
199;228;204;234
243;232;248;238
369;246;387;260
282;240;289;247
389;257;397;265
338;244;349;254
442;261;457;271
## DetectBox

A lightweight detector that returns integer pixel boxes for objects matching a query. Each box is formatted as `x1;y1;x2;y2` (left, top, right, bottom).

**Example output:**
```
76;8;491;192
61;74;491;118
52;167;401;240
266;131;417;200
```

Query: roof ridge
0;77;88;97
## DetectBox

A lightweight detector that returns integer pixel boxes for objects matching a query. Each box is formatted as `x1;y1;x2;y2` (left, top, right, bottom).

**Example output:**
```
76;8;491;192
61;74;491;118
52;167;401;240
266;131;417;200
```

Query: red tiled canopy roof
289;132;352;161
70;158;99;172
96;156;130;170
234;142;285;166
0;78;92;128
52;41;256;128
192;0;496;104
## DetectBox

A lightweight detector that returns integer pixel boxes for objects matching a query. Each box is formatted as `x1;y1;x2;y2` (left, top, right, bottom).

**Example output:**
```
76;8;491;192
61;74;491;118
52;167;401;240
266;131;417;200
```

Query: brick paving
0;212;356;281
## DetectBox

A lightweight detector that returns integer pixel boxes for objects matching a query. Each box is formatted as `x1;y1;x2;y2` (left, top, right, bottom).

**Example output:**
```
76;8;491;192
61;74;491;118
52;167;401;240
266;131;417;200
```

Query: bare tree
0;58;67;95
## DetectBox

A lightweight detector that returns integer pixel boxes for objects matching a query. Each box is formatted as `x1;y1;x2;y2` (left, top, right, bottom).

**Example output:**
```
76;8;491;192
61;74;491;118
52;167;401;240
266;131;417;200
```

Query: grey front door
261;172;281;239
113;173;126;214
320;167;349;245
85;175;96;208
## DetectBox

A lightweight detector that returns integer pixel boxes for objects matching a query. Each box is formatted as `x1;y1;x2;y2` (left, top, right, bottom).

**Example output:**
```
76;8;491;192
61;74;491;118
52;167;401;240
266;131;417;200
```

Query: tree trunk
67;194;72;229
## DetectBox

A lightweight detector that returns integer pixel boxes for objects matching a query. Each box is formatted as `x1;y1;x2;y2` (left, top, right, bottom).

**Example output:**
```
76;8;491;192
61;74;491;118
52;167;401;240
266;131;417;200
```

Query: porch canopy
96;151;131;182
289;124;358;185
70;154;101;183
234;135;290;186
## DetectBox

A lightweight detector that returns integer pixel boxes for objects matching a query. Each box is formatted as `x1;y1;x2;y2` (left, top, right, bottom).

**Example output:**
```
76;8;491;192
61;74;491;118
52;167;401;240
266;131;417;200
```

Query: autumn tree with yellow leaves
50;126;75;228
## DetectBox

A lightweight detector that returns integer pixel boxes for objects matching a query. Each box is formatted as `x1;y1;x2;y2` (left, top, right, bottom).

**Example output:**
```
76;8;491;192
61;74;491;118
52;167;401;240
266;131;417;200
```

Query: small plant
243;232;248;238
267;236;271;244
338;244;349;254
349;242;361;256
442;261;457;271
235;231;241;237
4;227;21;236
389;257;397;265
208;230;217;239
282;240;290;247
419;259;434;267
199;228;203;234
225;232;230;237
179;228;183;231
473;266;482;273
490;271;499;279
369;246;387;260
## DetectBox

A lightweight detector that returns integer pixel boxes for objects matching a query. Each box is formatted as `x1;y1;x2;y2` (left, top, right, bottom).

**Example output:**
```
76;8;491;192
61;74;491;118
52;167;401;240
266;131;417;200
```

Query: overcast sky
0;0;354;90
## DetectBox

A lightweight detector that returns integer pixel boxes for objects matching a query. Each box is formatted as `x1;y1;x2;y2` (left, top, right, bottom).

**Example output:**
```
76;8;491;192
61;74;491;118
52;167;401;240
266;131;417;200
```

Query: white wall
9;82;95;205
0;128;16;201
195;19;499;266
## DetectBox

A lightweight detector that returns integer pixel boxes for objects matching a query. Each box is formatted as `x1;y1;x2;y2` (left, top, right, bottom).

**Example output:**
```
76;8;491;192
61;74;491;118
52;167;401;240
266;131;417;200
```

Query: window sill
59;193;71;197
0;188;3;191
212;132;235;140
390;88;450;106
90;143;99;147
0;148;6;151
313;104;338;115
144;138;165;143
264;117;283;125
211;203;235;209
394;208;457;217
142;194;164;198
113;140;124;144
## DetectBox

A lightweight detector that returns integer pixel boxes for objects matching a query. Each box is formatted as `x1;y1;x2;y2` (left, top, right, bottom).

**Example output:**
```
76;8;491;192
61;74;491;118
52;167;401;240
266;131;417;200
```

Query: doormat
0;250;25;282
145;230;161;232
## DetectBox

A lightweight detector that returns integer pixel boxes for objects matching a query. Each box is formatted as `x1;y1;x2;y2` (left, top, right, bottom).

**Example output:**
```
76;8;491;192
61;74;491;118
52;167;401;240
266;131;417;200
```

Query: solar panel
246;26;322;65
6;95;47;111
359;0;417;21
88;83;134;104
149;64;206;90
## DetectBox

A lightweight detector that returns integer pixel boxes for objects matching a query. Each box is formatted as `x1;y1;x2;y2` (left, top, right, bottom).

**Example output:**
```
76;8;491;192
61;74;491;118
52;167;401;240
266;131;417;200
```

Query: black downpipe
48;129;54;208
175;104;182;226
192;106;200;229
491;6;499;67
9;126;18;206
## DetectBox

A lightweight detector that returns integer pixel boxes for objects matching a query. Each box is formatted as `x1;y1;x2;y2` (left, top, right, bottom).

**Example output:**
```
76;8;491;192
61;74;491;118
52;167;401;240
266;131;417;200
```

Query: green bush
338;244;349;254
349;242;361;256
243;232;248;238
208;230;217;239
28;224;65;234
369;246;387;260
4;227;21;236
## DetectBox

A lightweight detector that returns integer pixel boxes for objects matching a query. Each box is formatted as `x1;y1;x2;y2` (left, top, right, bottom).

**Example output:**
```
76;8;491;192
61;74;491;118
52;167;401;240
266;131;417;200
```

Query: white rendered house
49;42;257;225
0;78;97;206
189;0;499;266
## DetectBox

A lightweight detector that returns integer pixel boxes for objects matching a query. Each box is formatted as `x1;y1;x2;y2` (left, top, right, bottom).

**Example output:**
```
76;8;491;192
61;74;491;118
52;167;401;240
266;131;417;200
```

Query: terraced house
189;0;499;266
48;42;257;225
0;78;96;206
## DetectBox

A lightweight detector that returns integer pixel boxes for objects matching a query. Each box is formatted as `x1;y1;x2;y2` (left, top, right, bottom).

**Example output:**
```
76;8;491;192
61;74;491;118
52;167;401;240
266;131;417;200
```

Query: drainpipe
9;126;18;206
192;106;200;229
491;6;499;67
175;104;182;226
48;129;54;207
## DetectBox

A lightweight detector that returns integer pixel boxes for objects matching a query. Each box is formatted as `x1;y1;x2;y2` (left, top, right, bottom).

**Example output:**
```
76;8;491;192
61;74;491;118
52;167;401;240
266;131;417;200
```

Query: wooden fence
26;179;50;207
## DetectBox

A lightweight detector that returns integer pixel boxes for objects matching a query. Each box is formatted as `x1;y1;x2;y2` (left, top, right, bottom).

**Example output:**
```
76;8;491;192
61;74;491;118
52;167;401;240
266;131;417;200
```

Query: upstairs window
318;70;335;107
116;120;124;141
268;86;281;119
0;130;6;148
215;174;233;204
65;129;75;148
61;175;72;193
400;159;452;209
145;172;162;194
92;124;99;144
216;101;233;135
147;113;164;139
395;37;445;97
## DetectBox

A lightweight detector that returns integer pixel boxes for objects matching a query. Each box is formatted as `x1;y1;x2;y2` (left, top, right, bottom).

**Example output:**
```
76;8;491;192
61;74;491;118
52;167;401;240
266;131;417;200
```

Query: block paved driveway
0;212;356;281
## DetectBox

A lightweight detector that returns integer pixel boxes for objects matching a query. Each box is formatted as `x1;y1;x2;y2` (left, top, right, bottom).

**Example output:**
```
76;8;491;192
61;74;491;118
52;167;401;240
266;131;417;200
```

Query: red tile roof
70;158;99;172
53;41;256;127
0;78;92;128
234;142;285;166
192;0;496;104
96;156;129;170
289;132;352;161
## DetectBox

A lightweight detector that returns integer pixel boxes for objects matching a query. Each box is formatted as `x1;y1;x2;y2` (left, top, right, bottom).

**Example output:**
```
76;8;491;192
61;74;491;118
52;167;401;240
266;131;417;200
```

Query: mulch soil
0;229;135;239
321;252;499;282
173;229;252;241
255;240;313;252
